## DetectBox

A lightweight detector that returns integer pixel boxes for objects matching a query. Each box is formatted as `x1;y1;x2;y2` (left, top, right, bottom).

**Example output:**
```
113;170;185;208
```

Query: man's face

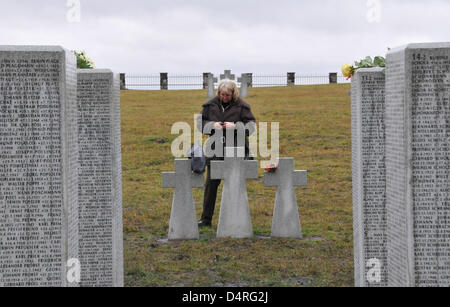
219;90;232;103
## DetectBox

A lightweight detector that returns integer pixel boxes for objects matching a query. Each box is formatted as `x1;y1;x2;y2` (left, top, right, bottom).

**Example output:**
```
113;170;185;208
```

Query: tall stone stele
0;46;79;287
385;42;450;287
351;67;387;287
77;69;123;287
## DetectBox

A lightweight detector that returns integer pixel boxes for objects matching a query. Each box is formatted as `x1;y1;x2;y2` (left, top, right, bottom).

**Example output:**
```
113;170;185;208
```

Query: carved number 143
413;54;427;61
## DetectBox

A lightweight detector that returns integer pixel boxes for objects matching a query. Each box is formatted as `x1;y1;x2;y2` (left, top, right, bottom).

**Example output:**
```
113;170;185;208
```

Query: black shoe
198;220;212;227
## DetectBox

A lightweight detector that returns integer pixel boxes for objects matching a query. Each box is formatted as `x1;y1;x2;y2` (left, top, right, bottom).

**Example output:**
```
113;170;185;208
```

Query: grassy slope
121;84;353;287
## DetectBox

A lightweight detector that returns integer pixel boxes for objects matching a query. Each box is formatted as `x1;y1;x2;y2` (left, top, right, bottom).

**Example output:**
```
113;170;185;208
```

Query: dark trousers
200;165;221;222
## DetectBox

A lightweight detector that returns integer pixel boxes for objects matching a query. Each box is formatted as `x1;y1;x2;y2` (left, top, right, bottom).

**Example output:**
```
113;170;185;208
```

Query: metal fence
124;73;350;90
125;74;160;90
250;74;287;87
124;74;204;90
250;74;350;86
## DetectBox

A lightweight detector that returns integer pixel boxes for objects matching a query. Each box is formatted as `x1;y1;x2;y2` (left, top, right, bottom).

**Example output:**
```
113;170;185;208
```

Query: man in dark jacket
197;79;256;227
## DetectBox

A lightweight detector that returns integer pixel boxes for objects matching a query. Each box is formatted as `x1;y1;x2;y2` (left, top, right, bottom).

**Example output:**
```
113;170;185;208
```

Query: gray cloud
0;0;449;75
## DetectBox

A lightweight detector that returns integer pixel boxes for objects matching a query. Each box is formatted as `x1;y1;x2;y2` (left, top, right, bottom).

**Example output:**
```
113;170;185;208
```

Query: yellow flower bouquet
342;64;355;80
342;56;385;80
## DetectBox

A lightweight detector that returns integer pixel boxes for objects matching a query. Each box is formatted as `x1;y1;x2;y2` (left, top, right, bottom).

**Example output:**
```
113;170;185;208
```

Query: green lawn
121;84;354;287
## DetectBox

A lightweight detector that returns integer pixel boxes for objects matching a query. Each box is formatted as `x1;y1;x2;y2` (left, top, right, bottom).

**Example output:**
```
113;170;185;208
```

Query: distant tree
74;50;95;69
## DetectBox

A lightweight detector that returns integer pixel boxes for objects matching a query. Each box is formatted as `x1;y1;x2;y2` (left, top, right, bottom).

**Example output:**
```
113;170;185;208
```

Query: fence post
160;72;168;90
287;72;295;86
203;72;210;89
207;73;218;98
238;74;249;98
120;73;127;90
244;73;253;88
329;72;338;84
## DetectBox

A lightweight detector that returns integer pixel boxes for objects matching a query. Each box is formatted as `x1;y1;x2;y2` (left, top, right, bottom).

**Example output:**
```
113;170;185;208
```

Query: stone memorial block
220;70;235;81
351;68;387;287
238;74;250;98
264;158;306;239
211;147;258;238
162;159;204;240
385;42;450;287
207;73;218;98
77;69;123;287
0;46;79;287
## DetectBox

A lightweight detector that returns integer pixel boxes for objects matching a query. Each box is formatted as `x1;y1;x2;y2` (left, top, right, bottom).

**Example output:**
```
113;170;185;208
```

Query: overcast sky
1;0;449;75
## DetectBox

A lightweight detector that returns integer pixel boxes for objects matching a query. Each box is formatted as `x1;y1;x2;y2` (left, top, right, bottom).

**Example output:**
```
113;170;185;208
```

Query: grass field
121;83;354;287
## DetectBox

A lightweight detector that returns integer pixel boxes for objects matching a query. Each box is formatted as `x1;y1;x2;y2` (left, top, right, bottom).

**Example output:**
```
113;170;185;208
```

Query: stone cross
162;159;204;240
238;74;249;98
220;69;235;80
211;147;258;238
264;158;307;239
207;73;218;98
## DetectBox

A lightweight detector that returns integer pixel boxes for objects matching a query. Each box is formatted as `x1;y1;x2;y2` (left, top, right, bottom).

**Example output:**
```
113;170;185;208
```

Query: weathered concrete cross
264;158;307;239
220;69;235;81
162;159;204;240
207;73;218;98
238;74;250;98
211;147;258;238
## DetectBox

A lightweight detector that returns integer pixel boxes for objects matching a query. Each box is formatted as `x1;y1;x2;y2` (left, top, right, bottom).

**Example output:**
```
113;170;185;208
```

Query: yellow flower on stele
341;64;355;80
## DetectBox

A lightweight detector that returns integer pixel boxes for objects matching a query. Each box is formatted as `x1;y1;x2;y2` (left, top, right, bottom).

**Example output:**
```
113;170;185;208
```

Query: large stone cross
264;158;307;239
220;69;235;80
211;147;258;238
238;74;250;98
162;159;204;240
207;73;218;98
